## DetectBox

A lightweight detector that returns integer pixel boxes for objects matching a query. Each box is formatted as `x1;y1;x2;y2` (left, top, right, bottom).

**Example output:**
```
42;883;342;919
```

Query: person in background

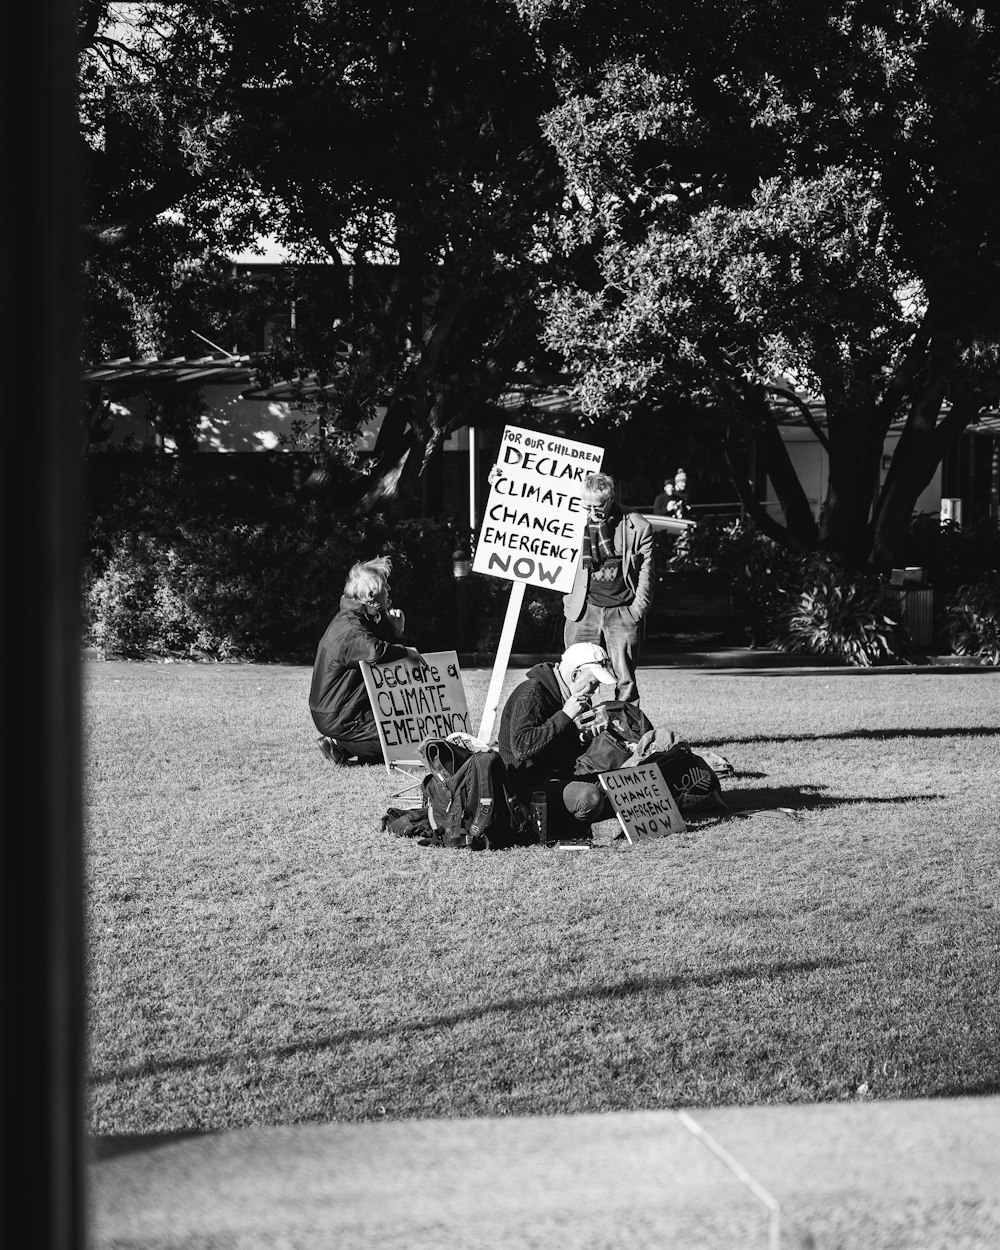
652;476;679;564
497;642;617;833
563;472;654;704
652;479;675;516
309;556;422;765
670;467;690;518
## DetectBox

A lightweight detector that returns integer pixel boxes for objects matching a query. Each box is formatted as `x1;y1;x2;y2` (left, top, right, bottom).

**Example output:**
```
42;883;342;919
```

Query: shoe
318;736;350;765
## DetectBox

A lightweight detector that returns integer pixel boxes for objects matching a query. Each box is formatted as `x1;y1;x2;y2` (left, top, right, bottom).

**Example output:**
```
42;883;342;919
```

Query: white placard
598;762;686;843
472;424;604;594
361;651;470;767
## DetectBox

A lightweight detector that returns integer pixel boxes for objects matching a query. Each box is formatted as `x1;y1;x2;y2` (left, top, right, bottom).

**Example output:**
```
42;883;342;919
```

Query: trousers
530;776;610;839
564;601;643;704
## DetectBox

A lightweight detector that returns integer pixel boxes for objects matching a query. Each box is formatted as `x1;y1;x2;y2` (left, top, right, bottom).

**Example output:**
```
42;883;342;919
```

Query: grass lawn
84;659;1000;1135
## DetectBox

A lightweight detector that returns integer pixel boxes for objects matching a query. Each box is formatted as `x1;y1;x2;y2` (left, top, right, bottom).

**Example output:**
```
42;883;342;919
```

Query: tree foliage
78;0;573;512
526;0;1000;566
79;1;1000;562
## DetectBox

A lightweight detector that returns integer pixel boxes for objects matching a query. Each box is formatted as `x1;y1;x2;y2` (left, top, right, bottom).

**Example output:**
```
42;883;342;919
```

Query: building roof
80;355;1000;434
82;353;256;395
767;383;1000;436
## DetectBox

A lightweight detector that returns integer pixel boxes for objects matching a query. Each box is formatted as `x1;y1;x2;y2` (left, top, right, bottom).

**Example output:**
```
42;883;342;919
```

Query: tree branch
765;384;830;454
722;432;809;551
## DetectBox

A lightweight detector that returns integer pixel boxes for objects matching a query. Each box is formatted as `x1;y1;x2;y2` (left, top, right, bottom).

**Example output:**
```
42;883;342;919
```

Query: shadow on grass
705;665;1000;677
700;726;1000;749
91;1129;207;1160
931;1079;1000;1098
89;955;857;1088
717;785;947;817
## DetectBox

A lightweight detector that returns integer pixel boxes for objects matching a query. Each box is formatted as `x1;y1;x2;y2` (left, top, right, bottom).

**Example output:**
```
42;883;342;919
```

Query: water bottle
530;790;547;844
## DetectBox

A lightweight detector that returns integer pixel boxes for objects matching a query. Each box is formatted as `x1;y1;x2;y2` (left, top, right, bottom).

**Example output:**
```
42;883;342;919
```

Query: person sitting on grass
496;642;618;836
309;556;422;765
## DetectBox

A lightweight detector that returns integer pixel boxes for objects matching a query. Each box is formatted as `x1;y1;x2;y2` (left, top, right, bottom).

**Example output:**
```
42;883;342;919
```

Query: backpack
417;736;535;850
651;743;727;812
574;700;655;776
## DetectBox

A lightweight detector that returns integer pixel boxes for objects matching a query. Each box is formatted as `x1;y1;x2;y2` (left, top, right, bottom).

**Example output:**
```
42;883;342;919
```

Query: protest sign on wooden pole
472;424;604;744
476;580;525;745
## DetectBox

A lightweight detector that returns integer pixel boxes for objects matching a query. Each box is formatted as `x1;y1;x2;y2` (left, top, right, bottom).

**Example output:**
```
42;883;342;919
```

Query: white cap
561;642;617;686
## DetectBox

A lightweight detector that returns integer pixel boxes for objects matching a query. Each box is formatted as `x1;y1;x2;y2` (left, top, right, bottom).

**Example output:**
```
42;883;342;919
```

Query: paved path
90;1096;1000;1249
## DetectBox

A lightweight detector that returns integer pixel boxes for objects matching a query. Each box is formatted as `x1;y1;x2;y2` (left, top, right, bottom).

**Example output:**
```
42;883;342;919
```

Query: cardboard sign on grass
472;423;604;595
599;762;686;843
361;650;470;767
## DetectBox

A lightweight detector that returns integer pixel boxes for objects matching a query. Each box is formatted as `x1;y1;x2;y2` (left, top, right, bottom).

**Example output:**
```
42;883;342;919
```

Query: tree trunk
746;390;819;546
343;282;535;518
819;399;888;565
869;394;976;569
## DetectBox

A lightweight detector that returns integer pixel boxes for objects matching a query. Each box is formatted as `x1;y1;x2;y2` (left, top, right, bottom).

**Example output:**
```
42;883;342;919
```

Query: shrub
771;555;907;667
903;514;1000;597
83;461;474;661
944;580;1000;665
86;533;172;658
668;516;801;645
463;575;563;653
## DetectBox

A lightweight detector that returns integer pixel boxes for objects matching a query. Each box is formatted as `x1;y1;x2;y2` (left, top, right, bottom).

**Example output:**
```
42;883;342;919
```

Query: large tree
78;0;573;511
520;0;1000;567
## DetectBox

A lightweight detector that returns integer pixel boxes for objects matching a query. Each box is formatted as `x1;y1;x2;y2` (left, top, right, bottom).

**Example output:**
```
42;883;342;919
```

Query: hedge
82;458;564;662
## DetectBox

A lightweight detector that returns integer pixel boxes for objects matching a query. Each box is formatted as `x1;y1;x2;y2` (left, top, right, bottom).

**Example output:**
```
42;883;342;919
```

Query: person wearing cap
670;468;690;518
496;642;618;831
564;471;654;704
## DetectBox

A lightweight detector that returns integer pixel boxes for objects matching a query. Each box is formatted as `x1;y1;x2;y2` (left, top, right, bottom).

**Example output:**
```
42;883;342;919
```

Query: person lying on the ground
309;556;422;765
496;642;619;833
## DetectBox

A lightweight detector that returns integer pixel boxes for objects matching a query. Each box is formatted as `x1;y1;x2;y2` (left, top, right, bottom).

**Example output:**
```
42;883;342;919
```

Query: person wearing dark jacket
563;472;654;705
310;556;422;764
497;642;618;833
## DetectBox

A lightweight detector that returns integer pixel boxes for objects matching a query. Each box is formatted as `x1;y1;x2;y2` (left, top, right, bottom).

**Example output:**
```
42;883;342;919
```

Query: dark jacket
309;596;409;738
563;509;654;623
497;662;588;797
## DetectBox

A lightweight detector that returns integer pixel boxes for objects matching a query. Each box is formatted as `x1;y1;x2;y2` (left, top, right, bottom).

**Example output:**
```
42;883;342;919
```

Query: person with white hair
309;556;422;765
496;641;619;833
563;471;654;704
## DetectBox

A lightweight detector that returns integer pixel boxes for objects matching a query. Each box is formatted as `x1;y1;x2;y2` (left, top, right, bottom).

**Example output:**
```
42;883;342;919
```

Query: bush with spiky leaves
944;581;1000;666
772;556;907;667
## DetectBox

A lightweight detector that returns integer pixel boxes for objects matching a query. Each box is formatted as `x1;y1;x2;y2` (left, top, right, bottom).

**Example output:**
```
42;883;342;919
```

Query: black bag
417;736;534;850
651;743;727;812
574;700;654;776
381;807;435;842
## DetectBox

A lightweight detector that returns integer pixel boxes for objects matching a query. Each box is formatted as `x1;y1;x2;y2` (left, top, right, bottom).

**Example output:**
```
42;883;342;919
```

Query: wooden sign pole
476;580;526;746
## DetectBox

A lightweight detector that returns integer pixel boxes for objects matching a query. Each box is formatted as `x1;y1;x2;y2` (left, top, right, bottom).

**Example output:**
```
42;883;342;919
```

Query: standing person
652;476;679;564
497;642;617;833
671;468;690;518
563;472;654;704
309;556;422;765
652;479;675;516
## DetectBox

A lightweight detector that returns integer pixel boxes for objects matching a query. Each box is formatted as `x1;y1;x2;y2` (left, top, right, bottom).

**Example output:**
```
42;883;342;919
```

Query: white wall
104;384;385;454
765;427;943;522
103;385;492;456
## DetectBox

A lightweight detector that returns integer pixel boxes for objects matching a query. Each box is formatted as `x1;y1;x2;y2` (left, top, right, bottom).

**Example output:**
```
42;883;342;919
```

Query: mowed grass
84;660;1000;1135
